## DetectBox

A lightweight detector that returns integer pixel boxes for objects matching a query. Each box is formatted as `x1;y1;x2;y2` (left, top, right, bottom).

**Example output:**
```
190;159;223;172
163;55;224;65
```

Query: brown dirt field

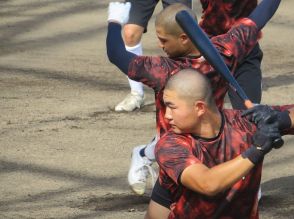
0;0;293;218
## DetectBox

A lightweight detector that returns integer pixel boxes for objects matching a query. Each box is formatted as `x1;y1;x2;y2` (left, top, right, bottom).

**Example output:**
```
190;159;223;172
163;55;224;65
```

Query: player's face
156;26;187;58
163;89;201;134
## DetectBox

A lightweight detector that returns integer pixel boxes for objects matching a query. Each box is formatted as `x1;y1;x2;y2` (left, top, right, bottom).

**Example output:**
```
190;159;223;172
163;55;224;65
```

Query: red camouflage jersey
199;0;258;36
155;106;294;219
128;18;258;137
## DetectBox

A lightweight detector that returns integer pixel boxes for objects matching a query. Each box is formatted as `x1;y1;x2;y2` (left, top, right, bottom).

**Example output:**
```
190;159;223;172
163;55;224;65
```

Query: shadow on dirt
0;159;127;208
0;0;108;56
259;175;294;218
263;71;294;90
77;193;149;212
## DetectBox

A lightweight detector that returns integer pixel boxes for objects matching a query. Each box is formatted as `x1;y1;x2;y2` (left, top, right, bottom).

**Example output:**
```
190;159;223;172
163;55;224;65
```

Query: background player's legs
228;43;263;109
115;25;145;111
116;0;158;112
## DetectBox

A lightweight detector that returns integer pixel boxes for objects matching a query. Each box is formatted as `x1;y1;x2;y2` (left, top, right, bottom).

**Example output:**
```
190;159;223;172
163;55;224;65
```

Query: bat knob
273;138;284;149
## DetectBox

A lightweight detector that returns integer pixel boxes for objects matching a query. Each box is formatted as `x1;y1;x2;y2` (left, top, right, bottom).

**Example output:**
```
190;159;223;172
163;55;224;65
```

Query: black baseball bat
175;10;283;148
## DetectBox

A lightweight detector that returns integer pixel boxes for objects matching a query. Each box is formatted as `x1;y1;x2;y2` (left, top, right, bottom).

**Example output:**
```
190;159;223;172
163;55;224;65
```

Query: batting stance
146;69;294;219
107;0;280;195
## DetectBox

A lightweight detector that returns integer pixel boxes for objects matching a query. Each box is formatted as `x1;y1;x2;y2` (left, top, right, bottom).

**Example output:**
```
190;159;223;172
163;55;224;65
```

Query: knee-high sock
126;43;144;96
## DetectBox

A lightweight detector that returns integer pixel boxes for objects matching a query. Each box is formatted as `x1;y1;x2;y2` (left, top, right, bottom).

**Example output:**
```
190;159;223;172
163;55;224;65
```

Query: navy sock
139;148;146;157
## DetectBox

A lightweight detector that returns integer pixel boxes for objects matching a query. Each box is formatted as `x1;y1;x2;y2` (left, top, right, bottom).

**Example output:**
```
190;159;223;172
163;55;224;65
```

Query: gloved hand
242;104;291;131
242;122;281;165
108;2;131;25
241;104;276;125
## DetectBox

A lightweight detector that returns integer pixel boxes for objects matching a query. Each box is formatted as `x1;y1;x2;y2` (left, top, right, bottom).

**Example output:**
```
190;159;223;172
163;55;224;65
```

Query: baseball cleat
128;145;156;195
115;91;144;112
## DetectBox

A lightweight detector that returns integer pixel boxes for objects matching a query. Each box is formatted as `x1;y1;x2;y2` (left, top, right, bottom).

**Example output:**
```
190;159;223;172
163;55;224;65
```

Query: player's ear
194;101;206;116
179;33;189;44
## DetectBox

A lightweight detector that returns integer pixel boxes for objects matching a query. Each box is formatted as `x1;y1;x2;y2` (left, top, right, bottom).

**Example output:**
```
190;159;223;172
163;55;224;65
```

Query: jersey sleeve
211;18;259;71
127;56;177;92
155;133;201;185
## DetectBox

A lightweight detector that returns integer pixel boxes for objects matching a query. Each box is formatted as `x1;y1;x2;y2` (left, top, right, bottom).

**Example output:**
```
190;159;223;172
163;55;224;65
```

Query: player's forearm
287;108;294;128
248;0;281;30
106;22;136;74
181;155;254;196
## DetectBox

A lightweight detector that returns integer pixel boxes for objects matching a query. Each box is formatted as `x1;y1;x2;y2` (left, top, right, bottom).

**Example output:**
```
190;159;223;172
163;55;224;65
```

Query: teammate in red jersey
146;69;294;219
199;0;257;36
107;0;281;195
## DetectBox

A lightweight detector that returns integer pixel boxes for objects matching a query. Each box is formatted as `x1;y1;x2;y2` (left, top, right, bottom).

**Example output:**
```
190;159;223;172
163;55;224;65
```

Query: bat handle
273;138;284;149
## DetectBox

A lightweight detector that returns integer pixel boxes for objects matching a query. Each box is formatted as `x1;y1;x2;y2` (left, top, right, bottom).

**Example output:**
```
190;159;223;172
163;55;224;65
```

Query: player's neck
189;48;201;58
193;110;222;139
185;44;201;58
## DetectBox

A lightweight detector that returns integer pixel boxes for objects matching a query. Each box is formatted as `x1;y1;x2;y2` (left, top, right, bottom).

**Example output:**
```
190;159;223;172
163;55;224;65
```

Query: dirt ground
0;0;293;218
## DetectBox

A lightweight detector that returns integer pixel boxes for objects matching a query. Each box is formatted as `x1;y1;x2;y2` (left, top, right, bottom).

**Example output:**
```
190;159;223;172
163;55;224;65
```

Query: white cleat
128;145;156;195
115;91;144;112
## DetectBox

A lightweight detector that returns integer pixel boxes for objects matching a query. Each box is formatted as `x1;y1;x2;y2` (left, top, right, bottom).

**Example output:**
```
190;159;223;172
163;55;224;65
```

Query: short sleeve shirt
155;109;262;219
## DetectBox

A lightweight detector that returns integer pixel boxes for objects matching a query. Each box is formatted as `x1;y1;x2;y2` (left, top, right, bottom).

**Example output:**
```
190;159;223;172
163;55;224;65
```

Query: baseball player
107;0;280;195
119;0;263;193
146;69;294;219
131;0;265;196
115;0;192;112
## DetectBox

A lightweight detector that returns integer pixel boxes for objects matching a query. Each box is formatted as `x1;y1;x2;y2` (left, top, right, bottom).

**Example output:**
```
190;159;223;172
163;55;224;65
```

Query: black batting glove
241;104;276;126
242;123;281;165
242;104;291;131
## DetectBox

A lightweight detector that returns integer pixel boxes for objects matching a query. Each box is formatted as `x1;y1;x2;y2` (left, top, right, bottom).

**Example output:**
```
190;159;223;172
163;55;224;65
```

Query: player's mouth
170;123;177;129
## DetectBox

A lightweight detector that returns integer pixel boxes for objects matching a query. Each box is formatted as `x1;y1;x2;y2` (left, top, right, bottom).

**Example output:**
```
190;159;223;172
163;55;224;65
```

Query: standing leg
115;24;145;112
115;0;158;112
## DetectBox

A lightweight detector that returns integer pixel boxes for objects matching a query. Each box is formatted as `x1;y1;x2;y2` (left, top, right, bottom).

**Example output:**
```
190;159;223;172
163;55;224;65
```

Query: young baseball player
107;0;281;195
146;69;294;219
115;0;192;112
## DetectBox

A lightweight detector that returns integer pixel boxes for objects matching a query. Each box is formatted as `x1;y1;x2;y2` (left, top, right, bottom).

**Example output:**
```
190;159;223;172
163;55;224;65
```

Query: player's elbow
185;178;222;197
200;181;222;197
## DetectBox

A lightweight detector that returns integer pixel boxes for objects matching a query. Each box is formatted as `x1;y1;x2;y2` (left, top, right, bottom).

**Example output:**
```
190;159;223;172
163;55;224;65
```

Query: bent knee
123;24;144;46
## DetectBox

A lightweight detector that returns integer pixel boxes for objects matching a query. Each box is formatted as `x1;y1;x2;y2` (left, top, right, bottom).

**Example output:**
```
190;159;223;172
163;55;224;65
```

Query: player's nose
164;107;172;120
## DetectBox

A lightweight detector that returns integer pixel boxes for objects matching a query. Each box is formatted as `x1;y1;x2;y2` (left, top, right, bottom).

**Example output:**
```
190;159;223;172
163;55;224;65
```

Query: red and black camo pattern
199;0;258;36
273;105;294;135
128;19;258;137
155;109;262;219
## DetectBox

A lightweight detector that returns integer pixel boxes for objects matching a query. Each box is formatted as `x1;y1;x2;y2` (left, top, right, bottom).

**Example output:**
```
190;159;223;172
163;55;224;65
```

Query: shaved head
155;3;197;36
165;69;217;110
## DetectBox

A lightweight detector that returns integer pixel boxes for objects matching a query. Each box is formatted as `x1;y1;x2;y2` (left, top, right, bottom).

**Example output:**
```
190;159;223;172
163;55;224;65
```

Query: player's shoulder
223;109;255;133
157;131;193;149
